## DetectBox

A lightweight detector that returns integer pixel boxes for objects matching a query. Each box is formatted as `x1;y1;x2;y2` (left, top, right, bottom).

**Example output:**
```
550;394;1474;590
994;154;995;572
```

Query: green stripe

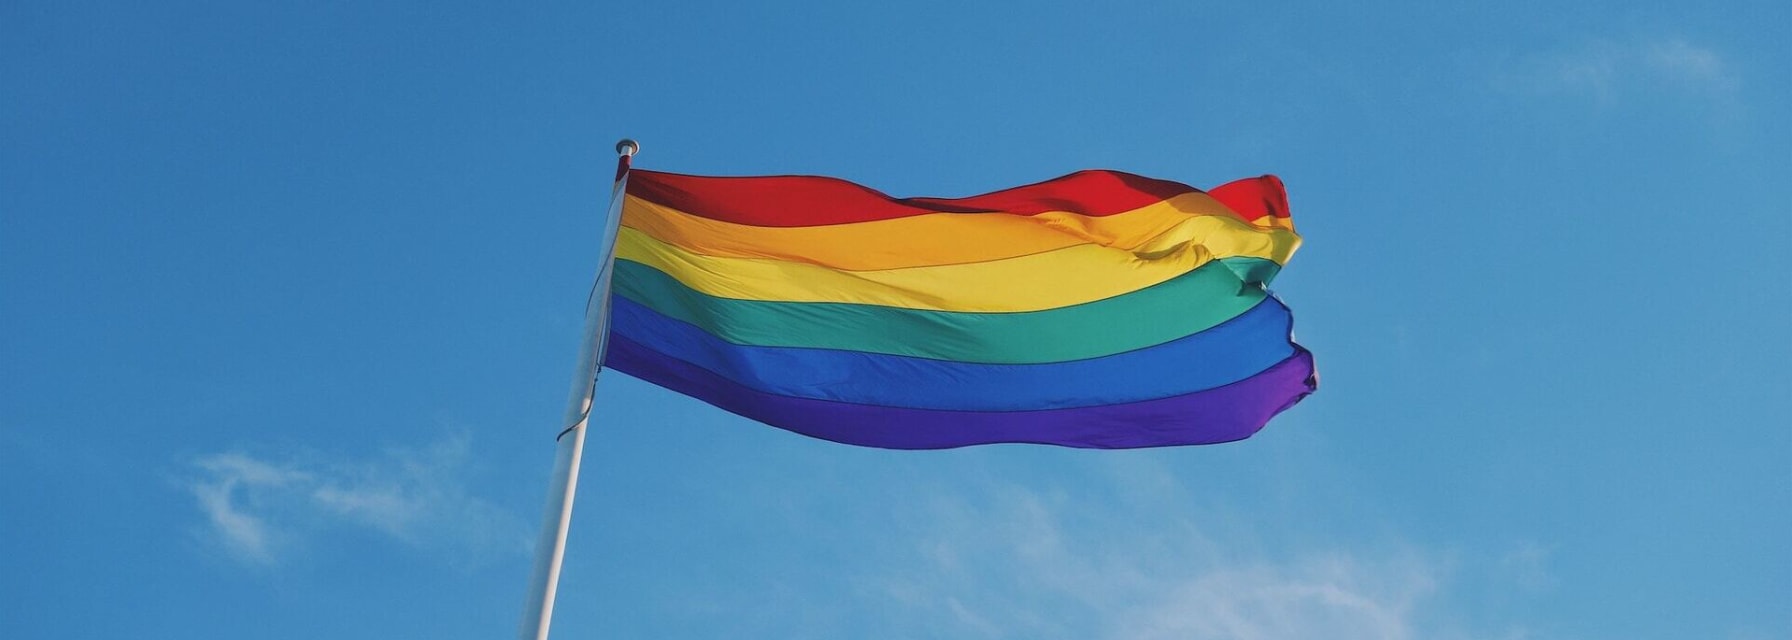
612;257;1277;365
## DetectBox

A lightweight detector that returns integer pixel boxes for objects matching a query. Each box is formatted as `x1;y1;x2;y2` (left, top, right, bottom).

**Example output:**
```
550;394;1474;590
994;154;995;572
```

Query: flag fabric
603;167;1316;449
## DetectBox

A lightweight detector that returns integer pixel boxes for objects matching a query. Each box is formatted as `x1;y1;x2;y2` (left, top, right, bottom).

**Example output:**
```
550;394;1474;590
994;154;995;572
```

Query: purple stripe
604;336;1317;450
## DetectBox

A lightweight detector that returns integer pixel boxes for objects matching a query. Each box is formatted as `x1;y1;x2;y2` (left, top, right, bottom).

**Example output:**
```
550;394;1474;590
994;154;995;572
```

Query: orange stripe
621;192;1296;270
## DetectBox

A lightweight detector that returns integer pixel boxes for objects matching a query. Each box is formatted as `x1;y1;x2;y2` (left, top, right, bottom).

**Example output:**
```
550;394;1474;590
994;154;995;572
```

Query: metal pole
518;139;639;640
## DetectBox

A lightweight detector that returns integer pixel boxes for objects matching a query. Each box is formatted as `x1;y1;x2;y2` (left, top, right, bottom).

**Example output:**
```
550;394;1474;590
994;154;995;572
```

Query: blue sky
3;1;1788;639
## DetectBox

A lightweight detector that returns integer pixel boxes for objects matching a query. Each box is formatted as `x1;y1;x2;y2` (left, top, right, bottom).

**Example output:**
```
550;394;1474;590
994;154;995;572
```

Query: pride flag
603;167;1315;449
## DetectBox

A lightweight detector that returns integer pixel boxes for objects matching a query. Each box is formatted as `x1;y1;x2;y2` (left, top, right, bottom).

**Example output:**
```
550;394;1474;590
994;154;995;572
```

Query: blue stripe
608;295;1297;411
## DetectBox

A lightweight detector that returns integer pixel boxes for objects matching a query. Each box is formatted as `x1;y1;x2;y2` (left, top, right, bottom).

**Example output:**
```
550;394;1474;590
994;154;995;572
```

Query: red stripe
1207;175;1290;221
907;170;1195;216
628;169;1226;227
614;155;632;182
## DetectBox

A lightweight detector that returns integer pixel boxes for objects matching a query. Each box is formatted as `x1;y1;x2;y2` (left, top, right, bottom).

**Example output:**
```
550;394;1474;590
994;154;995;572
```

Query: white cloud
853;468;1492;640
1533;40;1623;100
190;473;274;563
197;453;309;487
184;434;529;565
187;453;309;563
1108;557;1433;640
1495;36;1738;103
1498;541;1557;592
1644;38;1738;92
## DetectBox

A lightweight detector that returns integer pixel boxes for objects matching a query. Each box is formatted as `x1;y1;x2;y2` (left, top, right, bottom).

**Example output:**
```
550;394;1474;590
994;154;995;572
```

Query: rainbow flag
603;167;1315;449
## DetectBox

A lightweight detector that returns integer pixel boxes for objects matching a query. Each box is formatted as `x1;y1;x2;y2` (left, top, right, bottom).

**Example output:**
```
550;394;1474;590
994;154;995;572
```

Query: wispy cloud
847;463;1500;640
1494;36;1739;103
1108;556;1432;640
184;434;529;566
1643;39;1738;92
1498;540;1557;593
189;453;309;563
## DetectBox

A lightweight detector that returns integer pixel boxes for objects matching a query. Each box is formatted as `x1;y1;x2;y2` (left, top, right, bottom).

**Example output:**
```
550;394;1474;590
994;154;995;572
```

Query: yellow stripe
621;192;1298;270
1254;215;1296;230
613;221;1299;312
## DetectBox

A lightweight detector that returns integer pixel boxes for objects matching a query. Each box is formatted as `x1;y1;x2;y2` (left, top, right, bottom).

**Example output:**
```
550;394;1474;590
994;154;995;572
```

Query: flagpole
518;138;638;640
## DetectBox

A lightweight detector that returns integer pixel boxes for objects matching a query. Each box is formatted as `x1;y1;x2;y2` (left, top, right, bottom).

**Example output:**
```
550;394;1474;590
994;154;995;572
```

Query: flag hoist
518;139;637;640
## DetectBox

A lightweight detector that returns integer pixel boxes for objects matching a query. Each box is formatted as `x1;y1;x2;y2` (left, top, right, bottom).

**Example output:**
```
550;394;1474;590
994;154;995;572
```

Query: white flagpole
518;139;639;640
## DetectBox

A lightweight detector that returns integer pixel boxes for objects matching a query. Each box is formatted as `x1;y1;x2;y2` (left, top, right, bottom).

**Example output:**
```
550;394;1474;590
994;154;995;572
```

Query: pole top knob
615;138;639;157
